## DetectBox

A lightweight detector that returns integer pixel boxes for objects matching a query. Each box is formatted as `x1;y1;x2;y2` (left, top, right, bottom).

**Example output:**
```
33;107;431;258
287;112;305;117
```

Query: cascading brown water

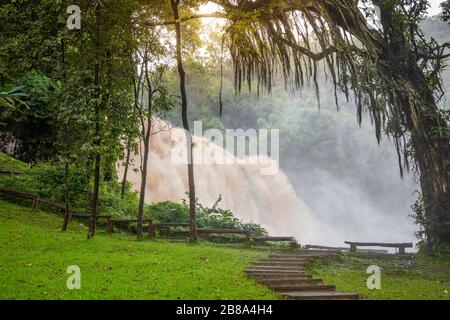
118;120;336;244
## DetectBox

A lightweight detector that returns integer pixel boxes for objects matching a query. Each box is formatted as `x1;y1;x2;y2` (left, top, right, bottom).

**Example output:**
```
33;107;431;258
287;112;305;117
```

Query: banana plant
0;85;29;109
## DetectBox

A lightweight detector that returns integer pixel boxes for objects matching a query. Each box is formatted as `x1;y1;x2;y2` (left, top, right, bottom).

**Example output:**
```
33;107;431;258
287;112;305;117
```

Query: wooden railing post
245;232;251;247
148;219;155;238
106;217;113;232
32;195;40;209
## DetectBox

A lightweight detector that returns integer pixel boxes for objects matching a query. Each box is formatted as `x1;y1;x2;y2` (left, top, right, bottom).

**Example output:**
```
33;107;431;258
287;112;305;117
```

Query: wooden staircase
246;250;359;300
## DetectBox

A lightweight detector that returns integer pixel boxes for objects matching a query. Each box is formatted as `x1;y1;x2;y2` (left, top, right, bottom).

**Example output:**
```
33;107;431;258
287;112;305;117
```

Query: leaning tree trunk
322;0;450;246
400;65;450;246
171;0;197;243
375;5;450;247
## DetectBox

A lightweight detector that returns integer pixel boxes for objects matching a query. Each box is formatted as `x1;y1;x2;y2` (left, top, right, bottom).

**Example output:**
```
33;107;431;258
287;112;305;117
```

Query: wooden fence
0;187;299;246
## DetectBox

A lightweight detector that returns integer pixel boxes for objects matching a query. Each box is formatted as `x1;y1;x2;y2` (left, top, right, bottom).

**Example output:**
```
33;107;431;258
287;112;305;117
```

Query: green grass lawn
0;200;278;300
307;252;450;300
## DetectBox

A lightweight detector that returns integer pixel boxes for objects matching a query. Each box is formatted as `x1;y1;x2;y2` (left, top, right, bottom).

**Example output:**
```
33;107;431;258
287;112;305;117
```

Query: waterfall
118;120;336;244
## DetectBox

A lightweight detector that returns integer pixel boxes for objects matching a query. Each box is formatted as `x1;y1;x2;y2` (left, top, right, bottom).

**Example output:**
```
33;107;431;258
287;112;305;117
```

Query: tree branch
147;12;227;27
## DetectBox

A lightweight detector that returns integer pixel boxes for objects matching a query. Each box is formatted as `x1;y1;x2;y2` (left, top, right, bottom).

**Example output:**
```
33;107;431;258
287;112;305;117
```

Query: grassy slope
0;200;278;300
0;152;28;172
307;253;450;300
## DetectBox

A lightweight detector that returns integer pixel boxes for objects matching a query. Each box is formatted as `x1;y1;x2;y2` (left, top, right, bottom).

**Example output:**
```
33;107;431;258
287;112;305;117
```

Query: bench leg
398;247;405;254
350;244;357;252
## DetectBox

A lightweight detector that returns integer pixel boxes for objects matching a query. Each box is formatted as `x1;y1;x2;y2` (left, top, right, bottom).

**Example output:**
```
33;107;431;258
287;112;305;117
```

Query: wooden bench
253;236;298;248
345;241;413;254
305;244;389;254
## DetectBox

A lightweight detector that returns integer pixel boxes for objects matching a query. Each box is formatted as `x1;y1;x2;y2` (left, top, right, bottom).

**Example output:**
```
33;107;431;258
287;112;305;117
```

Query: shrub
146;196;267;236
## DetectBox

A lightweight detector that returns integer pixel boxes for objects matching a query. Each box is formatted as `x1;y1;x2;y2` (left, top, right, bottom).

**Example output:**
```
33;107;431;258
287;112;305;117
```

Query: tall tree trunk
60;39;70;232
88;148;101;239
137;117;151;240
61;161;70;231
137;56;153;240
171;0;197;243
121;139;131;199
88;92;101;239
88;4;102;240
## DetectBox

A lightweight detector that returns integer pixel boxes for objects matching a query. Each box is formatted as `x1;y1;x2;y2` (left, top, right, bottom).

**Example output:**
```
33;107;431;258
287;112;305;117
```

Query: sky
429;0;445;16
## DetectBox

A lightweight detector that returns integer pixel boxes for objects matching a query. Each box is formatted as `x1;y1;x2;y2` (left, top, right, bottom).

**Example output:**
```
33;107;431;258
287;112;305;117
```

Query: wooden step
281;291;359;300
260;278;322;286
268;254;323;260
254;261;305;267
246;271;306;277
248;266;304;272
246;268;304;273
273;250;337;255
271;284;335;292
253;274;312;280
264;258;310;264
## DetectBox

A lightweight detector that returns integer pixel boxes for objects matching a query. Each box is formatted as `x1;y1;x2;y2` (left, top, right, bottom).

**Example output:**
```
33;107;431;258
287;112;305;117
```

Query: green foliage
0;0;65;85
194;199;268;236
146;201;189;223
0;200;277;300
410;192;427;241
147;197;267;236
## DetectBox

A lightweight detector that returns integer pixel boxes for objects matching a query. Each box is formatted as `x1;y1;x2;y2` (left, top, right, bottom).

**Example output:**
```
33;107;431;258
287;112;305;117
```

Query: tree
442;0;450;21
57;0;137;239
170;0;198;243
134;50;173;240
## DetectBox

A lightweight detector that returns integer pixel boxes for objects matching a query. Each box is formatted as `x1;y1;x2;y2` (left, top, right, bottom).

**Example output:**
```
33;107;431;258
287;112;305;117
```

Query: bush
146;196;267;236
145;201;188;222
